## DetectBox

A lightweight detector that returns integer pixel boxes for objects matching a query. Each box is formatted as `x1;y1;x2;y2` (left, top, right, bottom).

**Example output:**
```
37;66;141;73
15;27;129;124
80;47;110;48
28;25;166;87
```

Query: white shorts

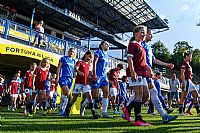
10;94;18;98
50;91;54;98
110;88;118;97
128;76;147;87
184;79;196;92
25;88;32;95
73;84;91;94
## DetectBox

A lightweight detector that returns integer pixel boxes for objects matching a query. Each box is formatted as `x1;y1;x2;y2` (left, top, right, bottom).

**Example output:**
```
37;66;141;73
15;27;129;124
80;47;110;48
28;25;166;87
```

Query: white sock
60;94;65;110
150;88;166;117
81;98;89;108
126;92;135;106
46;101;51;108
102;98;108;113
61;95;68;111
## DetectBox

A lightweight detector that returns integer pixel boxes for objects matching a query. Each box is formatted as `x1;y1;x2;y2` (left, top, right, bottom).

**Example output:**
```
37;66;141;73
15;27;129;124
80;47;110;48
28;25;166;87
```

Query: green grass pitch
1;107;200;133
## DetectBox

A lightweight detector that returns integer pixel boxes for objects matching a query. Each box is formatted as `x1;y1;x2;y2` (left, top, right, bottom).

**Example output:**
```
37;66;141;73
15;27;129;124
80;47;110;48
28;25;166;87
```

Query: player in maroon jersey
122;25;153;126
66;50;100;119
22;63;37;116
33;58;51;115
0;76;4;103
178;52;200;116
108;63;123;114
9;73;20;111
49;73;58;111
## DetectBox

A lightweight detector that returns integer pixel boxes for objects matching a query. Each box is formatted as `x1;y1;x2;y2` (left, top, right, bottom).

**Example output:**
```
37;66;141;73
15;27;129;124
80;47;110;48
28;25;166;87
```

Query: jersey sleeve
127;43;135;57
180;62;186;69
59;57;64;63
75;61;81;68
23;71;28;79
34;68;38;76
9;81;13;87
94;50;100;58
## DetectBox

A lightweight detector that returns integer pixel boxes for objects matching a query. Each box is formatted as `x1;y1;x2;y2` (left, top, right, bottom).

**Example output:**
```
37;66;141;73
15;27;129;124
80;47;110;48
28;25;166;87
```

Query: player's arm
177;79;180;89
146;65;153;78
153;57;174;69
74;61;84;76
127;56;136;80
127;43;137;80
92;56;99;81
56;61;62;84
180;68;185;90
8;82;12;94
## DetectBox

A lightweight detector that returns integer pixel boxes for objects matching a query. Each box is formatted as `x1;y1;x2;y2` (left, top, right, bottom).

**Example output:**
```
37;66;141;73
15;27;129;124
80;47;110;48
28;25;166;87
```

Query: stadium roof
57;0;169;34
0;0;169;49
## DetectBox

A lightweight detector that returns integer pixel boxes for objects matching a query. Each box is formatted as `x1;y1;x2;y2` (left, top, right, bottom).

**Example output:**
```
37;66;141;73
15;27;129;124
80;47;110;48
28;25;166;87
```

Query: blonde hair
130;25;147;42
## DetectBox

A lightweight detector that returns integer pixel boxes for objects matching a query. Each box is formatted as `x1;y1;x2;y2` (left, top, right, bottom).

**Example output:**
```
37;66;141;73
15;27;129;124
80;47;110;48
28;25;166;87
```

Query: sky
145;0;200;53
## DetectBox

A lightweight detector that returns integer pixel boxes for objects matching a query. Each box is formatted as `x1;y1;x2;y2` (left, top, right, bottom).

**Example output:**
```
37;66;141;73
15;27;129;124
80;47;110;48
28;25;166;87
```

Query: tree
151;40;171;62
171;41;193;69
192;48;200;63
192;48;200;73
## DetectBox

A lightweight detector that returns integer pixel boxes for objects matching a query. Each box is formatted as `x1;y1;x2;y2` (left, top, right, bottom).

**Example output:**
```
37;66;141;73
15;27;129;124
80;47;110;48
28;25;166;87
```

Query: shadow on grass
1;121;200;133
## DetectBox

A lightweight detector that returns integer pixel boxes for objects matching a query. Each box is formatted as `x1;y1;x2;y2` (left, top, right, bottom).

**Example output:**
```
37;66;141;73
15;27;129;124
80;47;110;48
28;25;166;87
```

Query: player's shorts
170;92;179;99
10;94;18;98
59;76;73;89
110;87;118;97
146;77;153;84
128;76;147;87
32;89;39;94
119;96;128;104
183;79;196;92
24;88;32;95
73;84;91;94
92;76;109;89
50;91;54;98
46;86;50;93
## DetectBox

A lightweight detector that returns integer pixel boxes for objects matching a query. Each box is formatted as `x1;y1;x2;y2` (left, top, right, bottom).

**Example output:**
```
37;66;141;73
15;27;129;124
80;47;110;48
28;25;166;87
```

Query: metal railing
0;17;127;69
0;17;173;91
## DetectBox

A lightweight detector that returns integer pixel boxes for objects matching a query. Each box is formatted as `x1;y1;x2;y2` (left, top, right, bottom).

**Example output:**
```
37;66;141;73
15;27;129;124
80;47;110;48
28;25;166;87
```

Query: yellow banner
0;43;60;66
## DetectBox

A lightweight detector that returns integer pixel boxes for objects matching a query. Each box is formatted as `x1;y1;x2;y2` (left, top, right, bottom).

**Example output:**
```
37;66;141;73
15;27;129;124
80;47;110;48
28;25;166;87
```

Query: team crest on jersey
102;58;108;62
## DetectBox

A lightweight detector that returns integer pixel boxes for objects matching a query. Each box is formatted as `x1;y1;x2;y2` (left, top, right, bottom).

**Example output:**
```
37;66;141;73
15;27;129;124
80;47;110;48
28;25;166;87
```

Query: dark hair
129;25;147;43
184;52;192;58
68;48;75;52
147;28;151;32
122;76;127;82
117;63;124;69
41;58;48;63
99;40;107;49
81;50;92;61
156;72;161;76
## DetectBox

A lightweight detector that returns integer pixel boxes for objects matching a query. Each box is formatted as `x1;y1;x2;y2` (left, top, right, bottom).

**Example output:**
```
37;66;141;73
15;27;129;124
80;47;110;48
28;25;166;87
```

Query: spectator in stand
33;20;44;47
168;73;180;108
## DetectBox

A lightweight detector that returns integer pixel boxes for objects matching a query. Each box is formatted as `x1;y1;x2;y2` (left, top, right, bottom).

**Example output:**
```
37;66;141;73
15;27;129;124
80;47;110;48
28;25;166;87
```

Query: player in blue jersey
141;29;178;123
91;40;113;118
117;76;128;112
56;48;76;117
183;92;193;115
